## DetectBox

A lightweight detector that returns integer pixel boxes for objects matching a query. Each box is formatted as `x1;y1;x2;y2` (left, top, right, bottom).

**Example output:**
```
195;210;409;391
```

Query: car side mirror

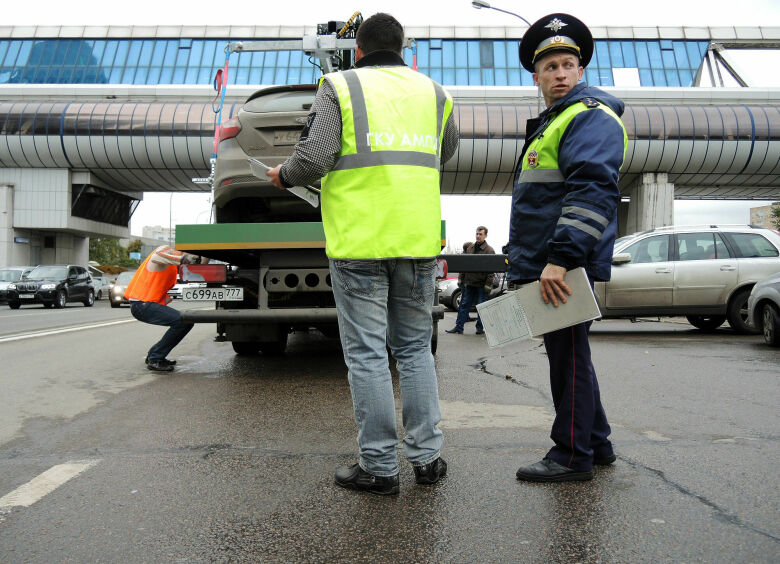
612;253;632;265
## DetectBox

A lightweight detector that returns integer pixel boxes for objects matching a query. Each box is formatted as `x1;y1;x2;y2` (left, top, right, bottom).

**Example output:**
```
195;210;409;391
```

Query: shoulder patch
582;97;600;108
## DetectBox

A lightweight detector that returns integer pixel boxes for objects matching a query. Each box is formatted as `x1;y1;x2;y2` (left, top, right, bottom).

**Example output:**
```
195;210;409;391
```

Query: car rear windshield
28;266;68;279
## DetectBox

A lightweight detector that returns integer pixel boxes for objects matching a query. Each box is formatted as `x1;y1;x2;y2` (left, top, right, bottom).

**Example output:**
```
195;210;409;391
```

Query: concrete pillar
0;183;13;267
623;173;674;235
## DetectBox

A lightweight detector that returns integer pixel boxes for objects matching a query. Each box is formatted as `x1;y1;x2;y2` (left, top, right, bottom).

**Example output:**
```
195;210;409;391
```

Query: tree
771;202;780;230
127;239;143;254
89;238;141;267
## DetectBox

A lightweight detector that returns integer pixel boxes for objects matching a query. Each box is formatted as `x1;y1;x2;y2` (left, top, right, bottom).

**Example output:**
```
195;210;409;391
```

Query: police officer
508;14;628;482
267;13;459;495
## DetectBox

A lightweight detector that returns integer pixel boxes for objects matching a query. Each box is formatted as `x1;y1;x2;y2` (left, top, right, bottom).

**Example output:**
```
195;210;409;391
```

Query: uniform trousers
542;320;613;471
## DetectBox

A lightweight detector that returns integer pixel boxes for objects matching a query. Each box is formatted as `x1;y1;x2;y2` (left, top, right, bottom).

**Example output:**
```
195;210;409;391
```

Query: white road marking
0;460;100;508
0;319;136;343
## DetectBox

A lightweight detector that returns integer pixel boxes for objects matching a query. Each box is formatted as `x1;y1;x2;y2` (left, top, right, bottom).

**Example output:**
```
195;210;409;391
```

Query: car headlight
41;283;56;290
8;283;16;290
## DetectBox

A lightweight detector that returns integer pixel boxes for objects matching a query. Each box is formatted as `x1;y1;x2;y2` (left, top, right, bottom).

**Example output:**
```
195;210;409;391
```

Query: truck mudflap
179;304;445;324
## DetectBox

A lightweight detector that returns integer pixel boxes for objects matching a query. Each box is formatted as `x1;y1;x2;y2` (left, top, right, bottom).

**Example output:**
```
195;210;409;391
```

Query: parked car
593;225;780;333
109;270;137;308
438;273;506;312
747;272;780;347
6;264;95;308
0;266;34;303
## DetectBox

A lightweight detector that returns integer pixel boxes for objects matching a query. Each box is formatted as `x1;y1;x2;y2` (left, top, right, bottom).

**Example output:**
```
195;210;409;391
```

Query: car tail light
179;264;227;283
219;178;233;187
436;259;448;280
218;118;241;142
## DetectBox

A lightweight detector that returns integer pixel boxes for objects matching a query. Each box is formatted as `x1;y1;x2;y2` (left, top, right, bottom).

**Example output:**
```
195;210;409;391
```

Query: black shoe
516;458;592;482
475;329;485;335
594;453;616;466
445;328;463;334
146;360;175;372
334;463;399;495
145;357;176;366
414;457;447;485
466;317;478;322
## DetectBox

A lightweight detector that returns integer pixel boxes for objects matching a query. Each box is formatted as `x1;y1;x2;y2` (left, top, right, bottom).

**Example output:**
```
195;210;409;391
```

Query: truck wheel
685;314;725;331
727;288;759;334
232;341;260;355
259;332;288;356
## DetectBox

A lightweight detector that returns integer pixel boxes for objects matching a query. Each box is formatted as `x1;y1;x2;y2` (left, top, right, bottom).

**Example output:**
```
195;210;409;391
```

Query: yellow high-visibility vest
321;66;453;259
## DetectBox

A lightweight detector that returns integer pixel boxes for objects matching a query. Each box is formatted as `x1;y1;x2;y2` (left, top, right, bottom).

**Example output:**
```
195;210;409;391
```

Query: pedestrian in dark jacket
508;13;627;483
446;226;495;335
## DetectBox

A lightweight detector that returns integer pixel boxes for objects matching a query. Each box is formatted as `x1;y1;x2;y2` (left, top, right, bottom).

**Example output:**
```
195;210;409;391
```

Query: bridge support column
622;172;674;235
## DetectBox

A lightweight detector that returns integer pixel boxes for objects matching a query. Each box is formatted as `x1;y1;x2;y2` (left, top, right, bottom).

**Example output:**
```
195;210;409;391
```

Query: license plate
182;287;243;301
273;129;300;146
20;293;34;299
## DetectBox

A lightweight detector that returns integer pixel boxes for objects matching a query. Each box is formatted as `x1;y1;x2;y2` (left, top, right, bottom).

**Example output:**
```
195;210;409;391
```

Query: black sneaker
145;357;176;366
334;463;399;496
414;457;447;485
146;360;174;372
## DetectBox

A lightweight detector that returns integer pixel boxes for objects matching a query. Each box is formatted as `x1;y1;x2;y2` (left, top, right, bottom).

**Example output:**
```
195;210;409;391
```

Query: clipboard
248;157;321;208
476;267;602;348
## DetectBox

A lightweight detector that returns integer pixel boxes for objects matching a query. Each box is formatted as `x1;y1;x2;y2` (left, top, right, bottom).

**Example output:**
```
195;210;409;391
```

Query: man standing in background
446;226;495;335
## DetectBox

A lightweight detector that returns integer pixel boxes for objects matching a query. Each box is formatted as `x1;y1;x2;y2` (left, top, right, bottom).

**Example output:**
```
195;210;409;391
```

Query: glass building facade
0;37;709;88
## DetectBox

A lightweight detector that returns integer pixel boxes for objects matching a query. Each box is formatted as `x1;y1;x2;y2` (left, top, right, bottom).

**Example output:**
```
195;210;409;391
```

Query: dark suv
6;265;95;309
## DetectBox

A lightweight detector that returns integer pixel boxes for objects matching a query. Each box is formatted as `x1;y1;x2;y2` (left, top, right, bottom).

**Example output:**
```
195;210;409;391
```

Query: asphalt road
0;304;778;563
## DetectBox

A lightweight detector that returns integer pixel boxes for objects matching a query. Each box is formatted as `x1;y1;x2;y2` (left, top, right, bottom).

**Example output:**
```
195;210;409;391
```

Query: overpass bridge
0;24;779;266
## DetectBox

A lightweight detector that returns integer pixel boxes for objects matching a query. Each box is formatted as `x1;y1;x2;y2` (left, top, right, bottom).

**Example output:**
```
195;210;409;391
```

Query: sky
5;0;780;247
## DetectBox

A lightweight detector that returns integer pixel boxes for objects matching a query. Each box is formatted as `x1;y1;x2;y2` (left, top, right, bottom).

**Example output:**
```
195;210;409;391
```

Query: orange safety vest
124;250;178;305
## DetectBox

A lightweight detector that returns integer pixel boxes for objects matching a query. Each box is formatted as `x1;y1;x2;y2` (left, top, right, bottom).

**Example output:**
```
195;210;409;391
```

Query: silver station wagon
593;225;780;333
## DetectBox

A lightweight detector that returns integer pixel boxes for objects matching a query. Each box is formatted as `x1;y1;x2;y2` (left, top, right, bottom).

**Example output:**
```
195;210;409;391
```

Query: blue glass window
0;36;710;87
609;41;624;67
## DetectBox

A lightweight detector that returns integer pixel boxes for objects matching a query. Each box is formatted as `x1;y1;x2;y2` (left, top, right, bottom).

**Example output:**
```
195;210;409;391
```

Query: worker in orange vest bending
124;245;208;371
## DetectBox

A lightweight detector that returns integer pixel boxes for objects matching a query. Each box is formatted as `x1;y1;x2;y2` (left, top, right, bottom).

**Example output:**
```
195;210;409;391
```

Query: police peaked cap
519;13;593;72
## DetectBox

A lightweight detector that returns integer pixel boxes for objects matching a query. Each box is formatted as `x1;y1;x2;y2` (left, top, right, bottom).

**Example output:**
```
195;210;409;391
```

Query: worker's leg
329;259;398;477
386;258;444;467
131;301;194;362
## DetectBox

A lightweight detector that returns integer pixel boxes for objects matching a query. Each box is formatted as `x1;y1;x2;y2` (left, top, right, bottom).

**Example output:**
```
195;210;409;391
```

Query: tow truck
173;13;508;355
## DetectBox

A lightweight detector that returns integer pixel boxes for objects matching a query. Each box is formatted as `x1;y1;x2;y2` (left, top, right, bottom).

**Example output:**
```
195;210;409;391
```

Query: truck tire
727;288;759;334
259;332;288;356
232;341;260;355
685;314;725;331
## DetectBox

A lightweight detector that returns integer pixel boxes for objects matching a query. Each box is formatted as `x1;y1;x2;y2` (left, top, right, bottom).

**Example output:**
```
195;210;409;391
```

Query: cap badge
527;150;539;169
545;18;567;33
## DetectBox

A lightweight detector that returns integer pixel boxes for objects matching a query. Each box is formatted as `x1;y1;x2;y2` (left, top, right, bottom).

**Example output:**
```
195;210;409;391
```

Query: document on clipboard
476;267;602;349
247;157;321;208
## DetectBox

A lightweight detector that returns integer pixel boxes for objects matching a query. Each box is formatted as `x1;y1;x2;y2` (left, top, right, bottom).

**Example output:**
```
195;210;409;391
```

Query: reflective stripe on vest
521;101;627;240
320;67;454;259
124;251;178;305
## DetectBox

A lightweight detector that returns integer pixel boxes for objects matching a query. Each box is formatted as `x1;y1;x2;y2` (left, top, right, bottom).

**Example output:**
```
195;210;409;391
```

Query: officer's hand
266;165;284;190
539;264;571;307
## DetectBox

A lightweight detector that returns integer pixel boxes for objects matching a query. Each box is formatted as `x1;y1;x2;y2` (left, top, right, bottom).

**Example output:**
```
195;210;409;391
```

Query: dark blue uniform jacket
507;83;625;282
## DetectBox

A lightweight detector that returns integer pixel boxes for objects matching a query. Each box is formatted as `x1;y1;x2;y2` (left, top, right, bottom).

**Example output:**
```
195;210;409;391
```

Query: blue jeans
454;285;488;332
330;258;443;477
130;301;194;362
